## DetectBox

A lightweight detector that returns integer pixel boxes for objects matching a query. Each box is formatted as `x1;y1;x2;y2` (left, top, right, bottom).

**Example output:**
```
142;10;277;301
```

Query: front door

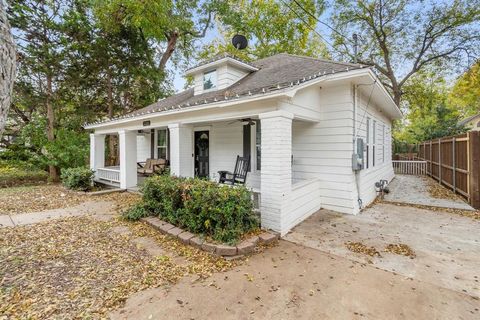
194;131;209;178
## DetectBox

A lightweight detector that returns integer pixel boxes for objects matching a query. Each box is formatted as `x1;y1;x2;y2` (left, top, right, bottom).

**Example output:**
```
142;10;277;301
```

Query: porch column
89;133;105;171
259;110;294;234
119;130;137;189
168;123;194;177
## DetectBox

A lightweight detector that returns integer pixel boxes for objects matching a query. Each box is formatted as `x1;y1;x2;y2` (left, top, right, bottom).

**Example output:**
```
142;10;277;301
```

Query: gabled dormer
185;55;259;95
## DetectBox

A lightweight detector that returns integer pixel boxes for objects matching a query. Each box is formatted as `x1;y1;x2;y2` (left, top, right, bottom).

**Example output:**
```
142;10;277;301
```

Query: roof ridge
186;53;256;72
275;53;366;68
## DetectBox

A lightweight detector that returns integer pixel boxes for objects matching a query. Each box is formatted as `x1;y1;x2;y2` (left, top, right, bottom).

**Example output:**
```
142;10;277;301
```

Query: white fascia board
322;68;402;120
85;68;399;130
85;91;288;130
185;57;258;76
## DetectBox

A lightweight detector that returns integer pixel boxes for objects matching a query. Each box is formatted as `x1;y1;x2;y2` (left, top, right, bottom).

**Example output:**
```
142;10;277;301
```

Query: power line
291;0;353;44
279;0;336;50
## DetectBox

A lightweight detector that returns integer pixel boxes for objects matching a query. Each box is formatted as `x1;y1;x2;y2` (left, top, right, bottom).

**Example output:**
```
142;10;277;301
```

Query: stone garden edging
140;216;279;257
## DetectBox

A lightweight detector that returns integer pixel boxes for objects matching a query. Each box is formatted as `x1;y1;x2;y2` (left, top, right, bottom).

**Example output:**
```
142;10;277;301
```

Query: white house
85;53;402;235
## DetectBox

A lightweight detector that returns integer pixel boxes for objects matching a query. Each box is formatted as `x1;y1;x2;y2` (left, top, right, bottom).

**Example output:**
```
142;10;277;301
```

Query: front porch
90;110;321;234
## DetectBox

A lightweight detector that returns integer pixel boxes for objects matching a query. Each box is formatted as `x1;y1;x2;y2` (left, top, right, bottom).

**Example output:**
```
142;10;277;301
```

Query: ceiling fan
227;118;256;126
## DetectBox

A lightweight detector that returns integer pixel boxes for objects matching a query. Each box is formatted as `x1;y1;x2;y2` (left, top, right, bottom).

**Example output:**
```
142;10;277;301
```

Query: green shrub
122;203;149;220
61;167;94;191
0;160;48;187
140;175;259;244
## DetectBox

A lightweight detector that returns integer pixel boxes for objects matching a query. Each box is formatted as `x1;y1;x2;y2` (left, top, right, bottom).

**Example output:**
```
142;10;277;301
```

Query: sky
169;0;474;92
170;3;338;92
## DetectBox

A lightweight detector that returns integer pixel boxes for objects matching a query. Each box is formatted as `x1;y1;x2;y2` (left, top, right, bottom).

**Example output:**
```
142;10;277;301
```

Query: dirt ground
111;202;480;320
284;203;480;299
111;240;479;320
2;183;479;319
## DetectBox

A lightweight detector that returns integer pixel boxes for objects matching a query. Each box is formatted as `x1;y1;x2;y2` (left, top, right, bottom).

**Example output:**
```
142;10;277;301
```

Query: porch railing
96;167;120;184
392;160;427;175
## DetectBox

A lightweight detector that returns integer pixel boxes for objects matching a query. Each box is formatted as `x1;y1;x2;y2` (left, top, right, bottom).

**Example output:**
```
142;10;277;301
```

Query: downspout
352;84;363;211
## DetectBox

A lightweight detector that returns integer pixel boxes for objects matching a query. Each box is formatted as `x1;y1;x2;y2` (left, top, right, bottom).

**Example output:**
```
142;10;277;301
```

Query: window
255;120;261;171
203;70;217;90
157;129;168;159
372;120;376;167
366;117;370;169
382;124;385;163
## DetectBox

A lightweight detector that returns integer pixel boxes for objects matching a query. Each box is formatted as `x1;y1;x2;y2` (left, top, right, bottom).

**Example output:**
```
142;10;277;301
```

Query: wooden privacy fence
417;131;480;209
392;160;427;175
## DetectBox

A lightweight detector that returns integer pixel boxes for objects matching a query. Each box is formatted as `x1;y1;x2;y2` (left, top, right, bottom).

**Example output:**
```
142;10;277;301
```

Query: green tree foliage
5;0;169;178
394;71;465;143
331;0;480;105
448;61;480;117
91;0;223;70
199;0;330;61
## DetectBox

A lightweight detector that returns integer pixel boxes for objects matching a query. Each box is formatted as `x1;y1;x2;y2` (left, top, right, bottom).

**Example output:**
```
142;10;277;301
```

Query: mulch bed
0;184;140;215
0;217;240;319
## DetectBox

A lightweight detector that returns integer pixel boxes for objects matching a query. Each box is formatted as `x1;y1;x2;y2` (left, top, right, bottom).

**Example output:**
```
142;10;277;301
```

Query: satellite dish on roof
232;34;248;50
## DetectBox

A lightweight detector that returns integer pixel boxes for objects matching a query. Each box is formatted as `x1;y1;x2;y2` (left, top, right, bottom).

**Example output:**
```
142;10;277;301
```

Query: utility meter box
352;138;365;171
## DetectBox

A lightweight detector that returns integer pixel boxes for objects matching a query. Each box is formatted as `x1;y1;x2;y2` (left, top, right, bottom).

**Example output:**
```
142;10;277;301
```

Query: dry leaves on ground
384;243;416;258
345;241;381;257
424;176;464;201
0;184;88;214
383;201;480;220
0;216;240;319
0;184;142;215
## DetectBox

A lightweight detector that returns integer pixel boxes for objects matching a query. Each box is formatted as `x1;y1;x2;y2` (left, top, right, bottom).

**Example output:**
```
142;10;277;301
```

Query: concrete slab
385;174;474;210
284;203;480;298
0;215;15;227
110;240;480;320
132;237;166;257
2;200;116;227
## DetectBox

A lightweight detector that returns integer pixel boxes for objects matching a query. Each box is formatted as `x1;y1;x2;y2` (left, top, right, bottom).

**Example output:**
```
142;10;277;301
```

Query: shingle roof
458;113;480;126
87;53;367;126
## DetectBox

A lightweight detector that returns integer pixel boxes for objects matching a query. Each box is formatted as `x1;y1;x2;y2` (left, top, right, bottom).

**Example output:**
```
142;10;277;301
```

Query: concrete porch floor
384;174;474;210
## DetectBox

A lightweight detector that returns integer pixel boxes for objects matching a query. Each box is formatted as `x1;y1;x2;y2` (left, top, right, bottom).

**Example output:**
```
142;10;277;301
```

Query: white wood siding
193;63;249;95
206;121;260;189
136;133;151;163
284;179;322;232
292;84;357;214
354;89;394;208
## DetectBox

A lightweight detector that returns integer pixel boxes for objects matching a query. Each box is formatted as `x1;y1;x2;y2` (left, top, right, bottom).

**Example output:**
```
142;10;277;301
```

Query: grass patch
0;160;48;187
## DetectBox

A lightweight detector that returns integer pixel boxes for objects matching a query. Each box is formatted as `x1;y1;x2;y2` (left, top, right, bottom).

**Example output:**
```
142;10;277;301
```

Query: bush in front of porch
124;175;259;244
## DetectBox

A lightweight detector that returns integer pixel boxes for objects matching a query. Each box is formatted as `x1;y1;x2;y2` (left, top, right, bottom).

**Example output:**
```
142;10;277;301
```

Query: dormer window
203;70;217;90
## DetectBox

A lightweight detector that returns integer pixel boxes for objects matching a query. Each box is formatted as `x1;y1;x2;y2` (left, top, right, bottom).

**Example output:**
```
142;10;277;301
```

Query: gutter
84;67;373;130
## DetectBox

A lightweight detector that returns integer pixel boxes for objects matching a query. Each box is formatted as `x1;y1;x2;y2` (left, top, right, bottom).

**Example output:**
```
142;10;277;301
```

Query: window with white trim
372;120;376;167
255;120;261;171
382;124;385;163
366;117;370;169
157;129;168;159
203;70;217;90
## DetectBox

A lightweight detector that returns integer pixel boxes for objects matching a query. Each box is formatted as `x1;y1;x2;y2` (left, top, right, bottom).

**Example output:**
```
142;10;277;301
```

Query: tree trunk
46;73;59;181
0;1;17;140
158;31;179;72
